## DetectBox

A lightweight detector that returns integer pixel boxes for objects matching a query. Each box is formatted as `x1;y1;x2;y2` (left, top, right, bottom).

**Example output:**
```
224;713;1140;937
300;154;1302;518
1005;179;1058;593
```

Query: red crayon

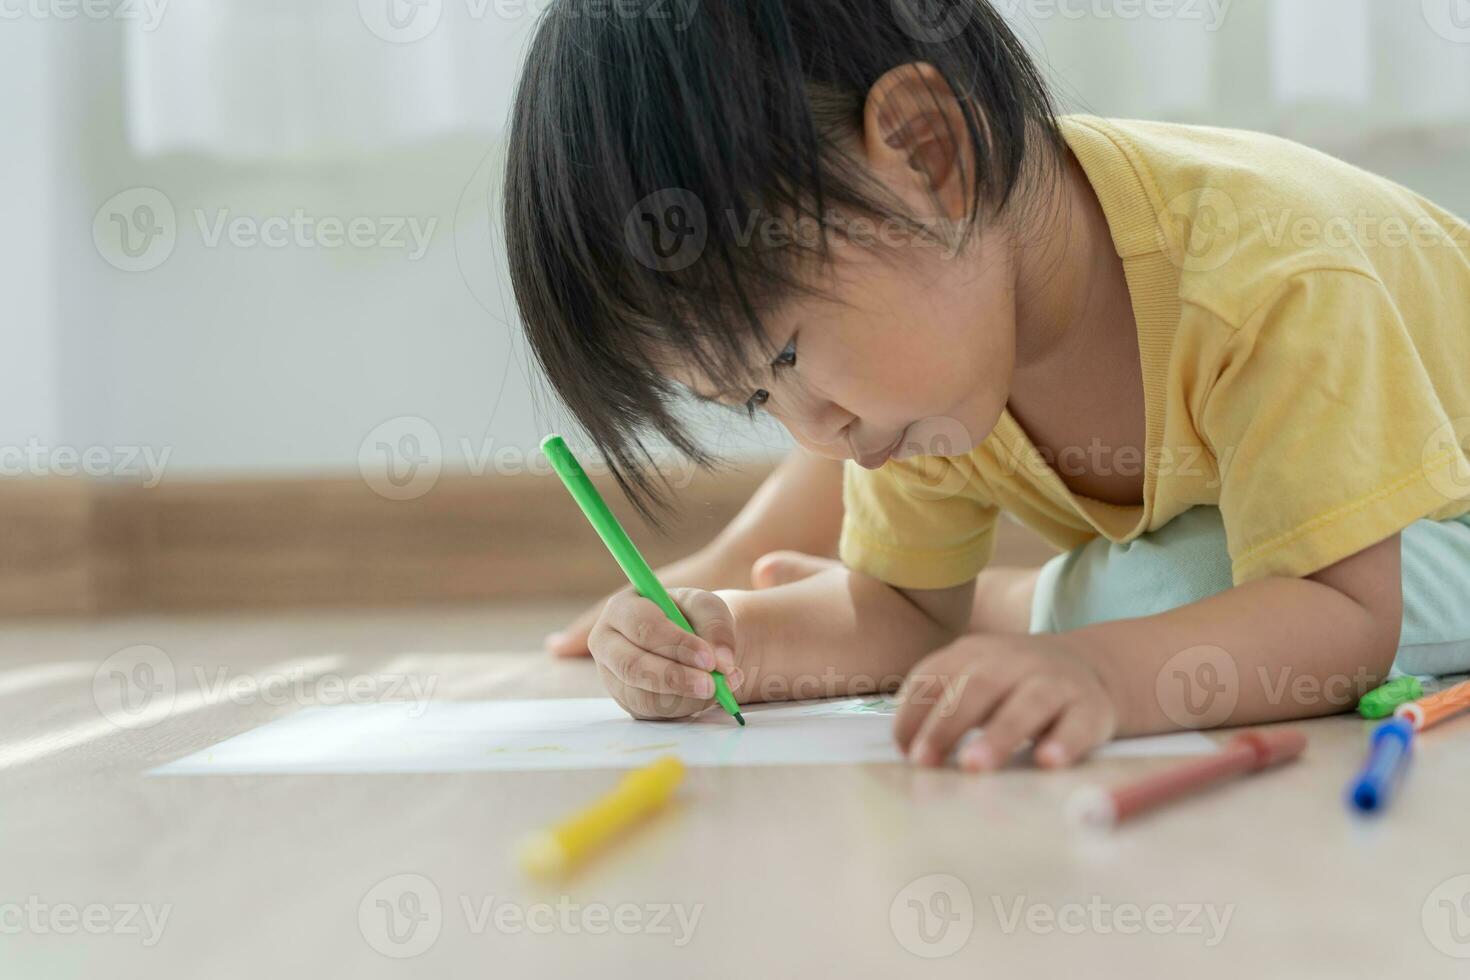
1070;730;1307;829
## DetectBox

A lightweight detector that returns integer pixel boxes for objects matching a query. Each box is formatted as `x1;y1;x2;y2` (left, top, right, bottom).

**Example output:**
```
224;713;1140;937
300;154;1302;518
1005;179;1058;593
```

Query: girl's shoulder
1062;114;1470;331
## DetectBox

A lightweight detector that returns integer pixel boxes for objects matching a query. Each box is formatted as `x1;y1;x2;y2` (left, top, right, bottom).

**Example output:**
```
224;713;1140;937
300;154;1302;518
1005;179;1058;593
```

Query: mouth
853;432;905;470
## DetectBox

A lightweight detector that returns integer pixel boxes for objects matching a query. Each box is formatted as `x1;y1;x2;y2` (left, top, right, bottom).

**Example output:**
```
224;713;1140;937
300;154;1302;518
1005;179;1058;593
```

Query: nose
775;399;854;456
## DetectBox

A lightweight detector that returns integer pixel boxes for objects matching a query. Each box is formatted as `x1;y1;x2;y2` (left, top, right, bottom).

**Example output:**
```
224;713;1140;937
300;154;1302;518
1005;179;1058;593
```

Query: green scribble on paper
800;697;899;716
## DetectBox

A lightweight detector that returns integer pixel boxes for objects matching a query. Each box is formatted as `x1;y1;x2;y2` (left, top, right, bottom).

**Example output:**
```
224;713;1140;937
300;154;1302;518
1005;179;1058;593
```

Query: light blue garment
1030;506;1470;676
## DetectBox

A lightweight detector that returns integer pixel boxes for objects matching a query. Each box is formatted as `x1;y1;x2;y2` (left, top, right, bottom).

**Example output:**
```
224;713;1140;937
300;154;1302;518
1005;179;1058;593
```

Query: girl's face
681;223;1018;469
673;62;1022;469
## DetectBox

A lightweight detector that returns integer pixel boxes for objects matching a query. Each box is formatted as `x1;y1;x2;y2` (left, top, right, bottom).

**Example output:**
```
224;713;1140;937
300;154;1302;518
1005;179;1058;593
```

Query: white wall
4;5;1467;485
36;17;562;479
2;20;60;455
4;11;789;485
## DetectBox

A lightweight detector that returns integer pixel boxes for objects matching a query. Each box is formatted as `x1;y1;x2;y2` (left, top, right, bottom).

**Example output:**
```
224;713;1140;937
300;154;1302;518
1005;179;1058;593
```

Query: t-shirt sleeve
1201;268;1470;585
838;454;998;590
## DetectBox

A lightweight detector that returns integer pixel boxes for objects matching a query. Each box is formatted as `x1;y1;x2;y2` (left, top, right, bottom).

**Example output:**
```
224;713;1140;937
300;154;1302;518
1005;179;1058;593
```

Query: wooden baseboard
0;479;99;616
0;468;1057;616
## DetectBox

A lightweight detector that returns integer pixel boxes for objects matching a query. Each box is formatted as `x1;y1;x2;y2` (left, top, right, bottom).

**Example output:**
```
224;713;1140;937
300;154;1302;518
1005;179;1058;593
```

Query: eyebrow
687;385;742;407
684;337;795;406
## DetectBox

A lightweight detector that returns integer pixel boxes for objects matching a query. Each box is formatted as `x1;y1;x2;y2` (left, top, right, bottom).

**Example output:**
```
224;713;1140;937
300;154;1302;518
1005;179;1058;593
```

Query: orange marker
1395;679;1470;732
1069;730;1307;829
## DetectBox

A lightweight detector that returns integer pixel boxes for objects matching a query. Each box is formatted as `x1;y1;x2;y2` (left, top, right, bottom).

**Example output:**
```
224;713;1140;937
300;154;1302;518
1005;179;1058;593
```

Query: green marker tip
735;713;745;727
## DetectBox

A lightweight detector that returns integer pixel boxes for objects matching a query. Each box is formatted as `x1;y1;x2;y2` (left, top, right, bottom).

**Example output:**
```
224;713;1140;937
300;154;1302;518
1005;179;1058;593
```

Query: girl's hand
895;634;1119;771
588;587;743;721
546;546;761;657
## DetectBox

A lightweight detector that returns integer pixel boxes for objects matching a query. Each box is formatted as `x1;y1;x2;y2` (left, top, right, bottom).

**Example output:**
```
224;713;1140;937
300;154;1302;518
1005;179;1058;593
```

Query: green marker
541;435;745;726
1357;676;1423;719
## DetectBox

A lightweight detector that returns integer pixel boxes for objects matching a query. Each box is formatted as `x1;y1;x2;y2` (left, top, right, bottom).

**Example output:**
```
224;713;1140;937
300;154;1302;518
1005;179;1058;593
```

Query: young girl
505;0;1470;770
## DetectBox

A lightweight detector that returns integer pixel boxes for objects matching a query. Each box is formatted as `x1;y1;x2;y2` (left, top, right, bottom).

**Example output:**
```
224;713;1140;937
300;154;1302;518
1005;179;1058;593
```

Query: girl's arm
893;535;1403;771
583;563;974;722
719;567;976;704
1070;532;1403;735
711;447;846;563
548;449;845;655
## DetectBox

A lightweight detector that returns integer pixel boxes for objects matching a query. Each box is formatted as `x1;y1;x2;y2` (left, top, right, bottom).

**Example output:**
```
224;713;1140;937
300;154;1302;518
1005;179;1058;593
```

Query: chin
893;414;984;459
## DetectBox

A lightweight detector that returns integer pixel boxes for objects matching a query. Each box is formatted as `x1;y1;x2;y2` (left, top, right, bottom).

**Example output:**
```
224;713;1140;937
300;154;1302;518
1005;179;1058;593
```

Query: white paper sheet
150;697;1216;774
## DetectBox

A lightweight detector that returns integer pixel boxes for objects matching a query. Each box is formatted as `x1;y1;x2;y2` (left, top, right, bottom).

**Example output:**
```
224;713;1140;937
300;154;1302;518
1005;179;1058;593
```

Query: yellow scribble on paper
620;742;679;754
486;744;567;754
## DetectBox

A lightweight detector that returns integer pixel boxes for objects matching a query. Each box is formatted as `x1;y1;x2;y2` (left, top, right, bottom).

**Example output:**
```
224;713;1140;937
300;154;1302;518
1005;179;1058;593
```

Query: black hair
505;0;1061;521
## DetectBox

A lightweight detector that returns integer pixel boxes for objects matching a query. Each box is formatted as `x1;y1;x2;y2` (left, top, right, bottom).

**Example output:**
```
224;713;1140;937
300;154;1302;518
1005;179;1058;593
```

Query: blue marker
1347;717;1414;814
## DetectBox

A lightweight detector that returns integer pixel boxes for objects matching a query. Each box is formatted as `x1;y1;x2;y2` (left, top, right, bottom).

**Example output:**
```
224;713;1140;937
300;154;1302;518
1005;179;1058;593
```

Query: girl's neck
1008;148;1136;383
997;147;1149;505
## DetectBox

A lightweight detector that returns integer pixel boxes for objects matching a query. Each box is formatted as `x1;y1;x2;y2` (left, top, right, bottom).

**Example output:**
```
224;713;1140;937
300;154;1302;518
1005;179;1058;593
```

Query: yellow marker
517;756;685;876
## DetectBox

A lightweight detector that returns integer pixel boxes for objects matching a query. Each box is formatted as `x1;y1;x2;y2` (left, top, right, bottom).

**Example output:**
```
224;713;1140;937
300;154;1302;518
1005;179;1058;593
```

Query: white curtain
124;0;539;161
124;0;1470;161
1003;0;1470;149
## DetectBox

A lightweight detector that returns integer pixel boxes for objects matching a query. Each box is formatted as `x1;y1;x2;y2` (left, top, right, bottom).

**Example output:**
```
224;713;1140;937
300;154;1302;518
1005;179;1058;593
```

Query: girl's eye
744;335;795;415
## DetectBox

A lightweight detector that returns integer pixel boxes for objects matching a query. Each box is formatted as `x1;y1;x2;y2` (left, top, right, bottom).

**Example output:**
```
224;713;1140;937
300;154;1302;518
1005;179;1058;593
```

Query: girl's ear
862;62;977;221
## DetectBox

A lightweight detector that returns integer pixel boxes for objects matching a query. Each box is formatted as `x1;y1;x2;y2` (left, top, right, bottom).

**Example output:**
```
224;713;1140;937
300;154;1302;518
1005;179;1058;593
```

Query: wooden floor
4;603;1470;979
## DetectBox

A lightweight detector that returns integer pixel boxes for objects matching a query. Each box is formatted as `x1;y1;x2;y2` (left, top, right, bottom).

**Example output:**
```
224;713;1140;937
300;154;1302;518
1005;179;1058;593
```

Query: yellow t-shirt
840;115;1470;590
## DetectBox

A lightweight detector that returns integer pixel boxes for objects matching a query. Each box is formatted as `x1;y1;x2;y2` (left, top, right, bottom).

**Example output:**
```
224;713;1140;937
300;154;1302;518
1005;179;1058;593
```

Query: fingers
600;594;721;672
590;590;745;720
958;677;1070;773
893;660;945;753
751;550;839;590
593;661;709;721
1033;703;1114;768
595;631;719;701
904;669;1009;767
668;589;738;673
893;647;1012;756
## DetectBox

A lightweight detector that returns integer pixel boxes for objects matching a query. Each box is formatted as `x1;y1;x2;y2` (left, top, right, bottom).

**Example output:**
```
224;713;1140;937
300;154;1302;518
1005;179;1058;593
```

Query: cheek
792;235;1016;418
870;285;1012;407
921;241;1017;395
